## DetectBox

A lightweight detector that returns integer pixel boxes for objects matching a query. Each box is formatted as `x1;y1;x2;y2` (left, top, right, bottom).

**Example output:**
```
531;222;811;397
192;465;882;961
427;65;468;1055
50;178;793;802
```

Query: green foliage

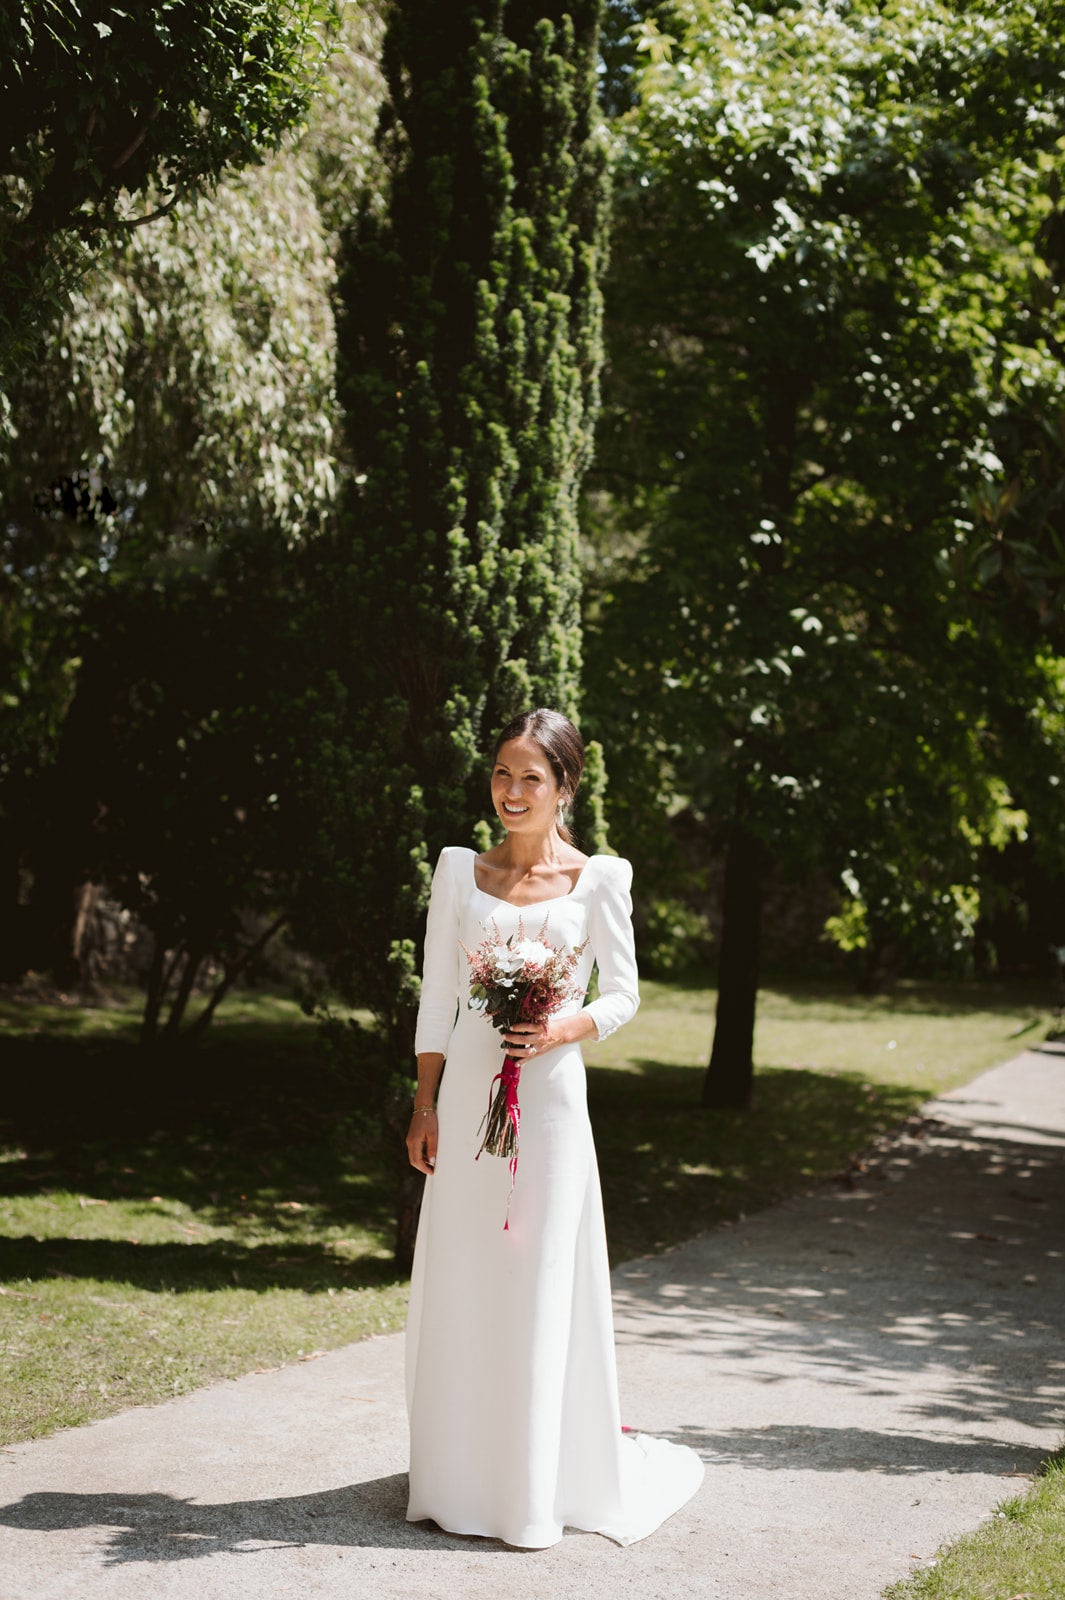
957;144;1065;644
640;895;713;977
0;0;340;380
0;143;341;1010
301;0;387;247
1;151;337;549
587;0;1065;985
0;5;392;1013
291;0;610;1055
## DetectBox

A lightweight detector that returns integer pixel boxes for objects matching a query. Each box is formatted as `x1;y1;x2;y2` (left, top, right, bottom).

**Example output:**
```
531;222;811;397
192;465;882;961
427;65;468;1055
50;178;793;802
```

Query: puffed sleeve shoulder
413;846;463;1056
582;855;640;1042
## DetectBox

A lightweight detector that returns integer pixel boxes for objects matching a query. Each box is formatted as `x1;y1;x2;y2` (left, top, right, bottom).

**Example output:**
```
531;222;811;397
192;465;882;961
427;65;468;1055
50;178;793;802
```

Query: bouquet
463;916;588;1227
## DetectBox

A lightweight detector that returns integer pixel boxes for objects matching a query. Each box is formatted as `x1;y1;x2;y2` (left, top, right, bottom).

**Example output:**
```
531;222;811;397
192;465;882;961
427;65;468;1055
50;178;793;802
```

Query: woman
404;707;704;1548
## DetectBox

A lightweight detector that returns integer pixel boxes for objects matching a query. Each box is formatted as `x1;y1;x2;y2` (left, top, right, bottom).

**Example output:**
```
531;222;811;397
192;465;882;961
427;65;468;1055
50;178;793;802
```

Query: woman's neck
496;828;565;874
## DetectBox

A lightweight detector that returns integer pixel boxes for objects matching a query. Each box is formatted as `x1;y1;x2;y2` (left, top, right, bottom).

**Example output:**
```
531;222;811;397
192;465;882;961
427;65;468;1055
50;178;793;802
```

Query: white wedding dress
405;846;704;1547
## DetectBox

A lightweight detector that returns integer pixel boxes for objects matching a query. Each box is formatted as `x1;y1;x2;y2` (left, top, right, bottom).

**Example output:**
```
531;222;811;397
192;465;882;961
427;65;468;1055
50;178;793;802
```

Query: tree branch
184;913;289;1038
110;101;161;171
107;191;183;231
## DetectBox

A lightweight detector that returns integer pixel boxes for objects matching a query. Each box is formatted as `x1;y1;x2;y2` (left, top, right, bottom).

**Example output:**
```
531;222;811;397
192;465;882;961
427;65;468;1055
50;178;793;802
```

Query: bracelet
412;1105;436;1115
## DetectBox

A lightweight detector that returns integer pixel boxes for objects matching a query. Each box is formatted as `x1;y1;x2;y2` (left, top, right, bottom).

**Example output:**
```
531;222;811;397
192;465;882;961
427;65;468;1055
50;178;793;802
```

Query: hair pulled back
492;707;585;844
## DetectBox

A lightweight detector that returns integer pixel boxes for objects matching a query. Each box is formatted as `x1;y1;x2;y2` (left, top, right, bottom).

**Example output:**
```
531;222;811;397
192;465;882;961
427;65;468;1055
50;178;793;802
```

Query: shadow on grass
590;1061;929;1264
0;1233;399;1294
766;975;1052;1021
3;1036;935;1281
640;972;1051;1020
0;1031;399;1289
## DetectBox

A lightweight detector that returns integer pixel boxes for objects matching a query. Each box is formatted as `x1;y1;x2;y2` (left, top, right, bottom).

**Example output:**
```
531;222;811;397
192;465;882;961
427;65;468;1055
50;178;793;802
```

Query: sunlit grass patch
883;1453;1065;1600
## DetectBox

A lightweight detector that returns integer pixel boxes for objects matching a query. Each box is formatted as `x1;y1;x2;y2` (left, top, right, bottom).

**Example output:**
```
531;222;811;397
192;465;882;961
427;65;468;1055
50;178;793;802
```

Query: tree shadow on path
613;1114;1065;1456
0;1477;517;1562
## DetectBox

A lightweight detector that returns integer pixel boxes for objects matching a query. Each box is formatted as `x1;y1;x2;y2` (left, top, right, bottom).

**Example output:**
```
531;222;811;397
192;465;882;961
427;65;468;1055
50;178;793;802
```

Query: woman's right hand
406;1108;438;1175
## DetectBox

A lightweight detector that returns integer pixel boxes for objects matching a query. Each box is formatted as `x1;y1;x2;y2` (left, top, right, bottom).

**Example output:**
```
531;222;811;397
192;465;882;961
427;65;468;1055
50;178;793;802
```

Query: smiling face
491;735;564;837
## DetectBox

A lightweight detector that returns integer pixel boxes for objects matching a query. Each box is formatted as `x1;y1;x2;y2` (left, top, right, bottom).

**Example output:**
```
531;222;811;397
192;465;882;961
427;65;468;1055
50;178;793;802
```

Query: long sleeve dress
404;846;704;1548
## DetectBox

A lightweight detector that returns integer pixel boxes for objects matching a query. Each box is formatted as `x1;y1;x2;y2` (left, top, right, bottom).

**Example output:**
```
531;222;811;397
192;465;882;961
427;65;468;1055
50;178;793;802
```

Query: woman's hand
406;1108;438;1175
502;1016;575;1057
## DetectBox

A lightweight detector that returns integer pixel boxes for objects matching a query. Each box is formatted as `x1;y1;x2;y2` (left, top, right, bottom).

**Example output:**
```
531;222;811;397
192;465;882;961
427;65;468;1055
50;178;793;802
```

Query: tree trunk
162;943;205;1036
702;820;765;1109
185;913;288;1039
0;821;25;981
70;880;102;989
23;648;115;989
140;937;185;1044
141;940;166;1044
26;859;95;989
394;1159;424;1275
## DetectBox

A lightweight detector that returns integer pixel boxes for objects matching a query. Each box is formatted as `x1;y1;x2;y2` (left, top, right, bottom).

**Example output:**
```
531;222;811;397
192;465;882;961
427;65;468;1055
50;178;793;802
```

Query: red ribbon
477;1053;522;1230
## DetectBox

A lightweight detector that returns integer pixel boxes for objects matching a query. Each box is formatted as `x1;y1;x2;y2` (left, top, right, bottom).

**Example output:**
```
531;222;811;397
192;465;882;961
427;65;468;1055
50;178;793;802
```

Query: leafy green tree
586;0;1065;1104
289;0;610;1260
958;146;1065;647
0;0;386;996
0;3;391;1033
0;0;337;379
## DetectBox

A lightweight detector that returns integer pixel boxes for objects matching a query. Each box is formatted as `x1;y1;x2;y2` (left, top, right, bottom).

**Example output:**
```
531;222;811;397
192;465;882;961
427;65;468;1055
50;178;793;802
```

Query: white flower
512;940;552;967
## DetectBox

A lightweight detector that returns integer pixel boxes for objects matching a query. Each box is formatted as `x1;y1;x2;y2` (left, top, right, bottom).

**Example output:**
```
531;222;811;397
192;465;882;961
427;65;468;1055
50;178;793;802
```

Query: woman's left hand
502;1018;571;1057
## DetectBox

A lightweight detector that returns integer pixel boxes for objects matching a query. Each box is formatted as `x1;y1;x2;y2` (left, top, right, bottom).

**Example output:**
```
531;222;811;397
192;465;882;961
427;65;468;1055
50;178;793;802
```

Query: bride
404;706;704;1547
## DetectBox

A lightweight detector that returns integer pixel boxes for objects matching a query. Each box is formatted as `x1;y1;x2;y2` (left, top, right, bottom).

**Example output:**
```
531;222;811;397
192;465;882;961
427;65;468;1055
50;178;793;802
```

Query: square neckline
463;846;602;911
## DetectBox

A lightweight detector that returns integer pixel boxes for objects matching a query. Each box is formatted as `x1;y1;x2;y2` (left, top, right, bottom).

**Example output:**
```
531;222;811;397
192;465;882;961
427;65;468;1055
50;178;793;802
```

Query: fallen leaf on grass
78;1196;109;1208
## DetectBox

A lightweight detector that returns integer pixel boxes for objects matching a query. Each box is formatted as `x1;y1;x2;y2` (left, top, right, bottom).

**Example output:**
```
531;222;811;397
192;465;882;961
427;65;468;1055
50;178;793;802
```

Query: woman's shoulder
588;853;633;889
430;845;474;884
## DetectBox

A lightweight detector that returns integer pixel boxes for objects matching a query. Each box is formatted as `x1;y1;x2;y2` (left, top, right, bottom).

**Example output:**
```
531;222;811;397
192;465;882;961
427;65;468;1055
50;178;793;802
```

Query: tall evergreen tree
291;0;609;1249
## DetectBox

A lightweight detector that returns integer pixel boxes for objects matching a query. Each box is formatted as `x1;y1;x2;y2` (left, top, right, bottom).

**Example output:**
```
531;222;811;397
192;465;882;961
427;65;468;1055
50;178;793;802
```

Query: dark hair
492;707;585;844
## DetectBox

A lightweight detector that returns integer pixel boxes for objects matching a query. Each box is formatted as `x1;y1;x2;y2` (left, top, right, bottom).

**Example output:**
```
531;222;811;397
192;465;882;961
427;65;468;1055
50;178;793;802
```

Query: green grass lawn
884;1454;1065;1600
0;974;1053;1451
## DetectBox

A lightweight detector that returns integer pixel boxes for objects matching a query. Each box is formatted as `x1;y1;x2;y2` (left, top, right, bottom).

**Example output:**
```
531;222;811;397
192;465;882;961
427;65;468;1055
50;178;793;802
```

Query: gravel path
2;1048;1062;1600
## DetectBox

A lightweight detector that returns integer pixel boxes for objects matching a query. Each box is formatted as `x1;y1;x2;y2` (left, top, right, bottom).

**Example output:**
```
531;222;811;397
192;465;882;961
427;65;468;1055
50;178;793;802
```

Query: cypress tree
291;0;608;1243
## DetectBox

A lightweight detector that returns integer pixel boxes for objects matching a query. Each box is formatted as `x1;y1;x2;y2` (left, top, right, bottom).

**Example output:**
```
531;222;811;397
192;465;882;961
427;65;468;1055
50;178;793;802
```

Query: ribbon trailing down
476;1053;522;1229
